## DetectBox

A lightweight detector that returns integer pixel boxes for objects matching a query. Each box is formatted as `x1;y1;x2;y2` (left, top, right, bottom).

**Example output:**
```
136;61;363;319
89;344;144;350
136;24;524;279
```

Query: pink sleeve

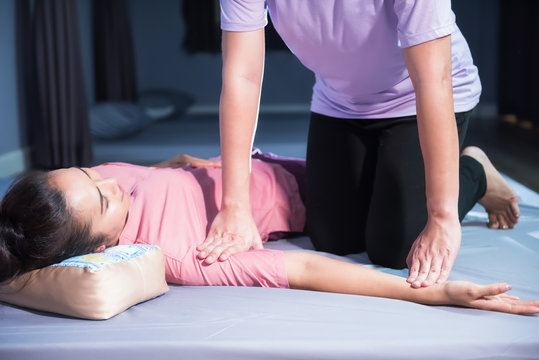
167;244;289;289
393;0;456;48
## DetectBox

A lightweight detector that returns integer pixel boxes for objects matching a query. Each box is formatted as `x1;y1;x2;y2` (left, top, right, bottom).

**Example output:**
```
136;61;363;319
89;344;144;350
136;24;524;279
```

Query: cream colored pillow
0;244;169;320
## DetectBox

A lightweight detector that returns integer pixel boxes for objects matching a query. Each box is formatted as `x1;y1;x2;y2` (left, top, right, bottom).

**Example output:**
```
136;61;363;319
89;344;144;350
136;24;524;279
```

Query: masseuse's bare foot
461;146;520;229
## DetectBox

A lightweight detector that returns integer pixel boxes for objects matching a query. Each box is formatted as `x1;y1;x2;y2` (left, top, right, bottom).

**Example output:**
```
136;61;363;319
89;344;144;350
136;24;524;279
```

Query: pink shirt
220;0;481;119
93;160;305;288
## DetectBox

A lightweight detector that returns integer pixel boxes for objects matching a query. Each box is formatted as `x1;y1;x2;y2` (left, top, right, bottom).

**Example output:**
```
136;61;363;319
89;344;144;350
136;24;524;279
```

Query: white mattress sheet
1;177;538;360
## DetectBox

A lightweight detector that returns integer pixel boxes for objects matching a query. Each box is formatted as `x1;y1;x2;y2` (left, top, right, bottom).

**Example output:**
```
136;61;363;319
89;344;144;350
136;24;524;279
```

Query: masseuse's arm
402;35;461;288
284;252;539;314
197;29;266;264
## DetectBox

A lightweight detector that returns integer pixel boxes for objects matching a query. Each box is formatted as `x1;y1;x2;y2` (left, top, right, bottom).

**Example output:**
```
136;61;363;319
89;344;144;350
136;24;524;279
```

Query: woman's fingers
476;283;511;298
185;155;222;168
498;293;520;301
472;283;539;314
474;297;539;314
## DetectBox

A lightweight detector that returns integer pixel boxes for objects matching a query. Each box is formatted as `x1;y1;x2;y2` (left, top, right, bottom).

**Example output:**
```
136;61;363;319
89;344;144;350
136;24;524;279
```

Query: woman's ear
94;244;106;253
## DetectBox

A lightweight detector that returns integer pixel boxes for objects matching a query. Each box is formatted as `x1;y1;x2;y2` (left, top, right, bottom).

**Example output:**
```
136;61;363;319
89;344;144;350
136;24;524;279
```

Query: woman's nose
96;177;119;196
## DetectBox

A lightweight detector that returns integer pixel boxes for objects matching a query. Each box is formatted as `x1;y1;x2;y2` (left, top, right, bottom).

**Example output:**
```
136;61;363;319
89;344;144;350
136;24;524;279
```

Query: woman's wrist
409;282;451;306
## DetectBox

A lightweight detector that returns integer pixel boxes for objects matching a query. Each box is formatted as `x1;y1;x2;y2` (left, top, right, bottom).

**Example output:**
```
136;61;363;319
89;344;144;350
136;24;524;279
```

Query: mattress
1;177;538;360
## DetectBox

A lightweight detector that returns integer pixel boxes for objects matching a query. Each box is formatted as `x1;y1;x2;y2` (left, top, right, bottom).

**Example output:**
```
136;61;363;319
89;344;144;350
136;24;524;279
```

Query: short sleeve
175;245;289;288
393;0;456;48
220;0;268;31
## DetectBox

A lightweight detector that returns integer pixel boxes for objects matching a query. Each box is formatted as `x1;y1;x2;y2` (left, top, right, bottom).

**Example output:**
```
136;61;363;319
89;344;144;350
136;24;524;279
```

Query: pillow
89;102;152;140
138;89;195;121
0;244;169;320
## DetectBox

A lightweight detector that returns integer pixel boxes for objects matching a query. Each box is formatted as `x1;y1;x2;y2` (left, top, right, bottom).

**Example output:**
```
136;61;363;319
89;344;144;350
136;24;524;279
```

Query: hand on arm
152;154;221;169
402;35;461;288
198;29;266;263
284;252;539;315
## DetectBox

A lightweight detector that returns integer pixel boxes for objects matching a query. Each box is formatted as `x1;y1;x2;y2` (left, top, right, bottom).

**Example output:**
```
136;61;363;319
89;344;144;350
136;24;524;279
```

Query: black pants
305;111;487;269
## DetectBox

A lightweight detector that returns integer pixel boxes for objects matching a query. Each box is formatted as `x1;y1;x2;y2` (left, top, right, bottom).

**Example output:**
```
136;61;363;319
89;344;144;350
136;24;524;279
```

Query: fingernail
506;284;512;291
503;225;508;229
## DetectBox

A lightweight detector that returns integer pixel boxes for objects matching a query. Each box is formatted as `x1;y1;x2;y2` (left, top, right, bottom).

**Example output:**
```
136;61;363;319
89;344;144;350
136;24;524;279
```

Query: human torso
92;161;304;287
220;0;482;118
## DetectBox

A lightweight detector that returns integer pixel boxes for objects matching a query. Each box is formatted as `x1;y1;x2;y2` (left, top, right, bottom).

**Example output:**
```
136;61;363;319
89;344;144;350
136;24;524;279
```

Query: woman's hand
152;154;221;169
406;215;461;288
443;281;539;314
197;206;263;264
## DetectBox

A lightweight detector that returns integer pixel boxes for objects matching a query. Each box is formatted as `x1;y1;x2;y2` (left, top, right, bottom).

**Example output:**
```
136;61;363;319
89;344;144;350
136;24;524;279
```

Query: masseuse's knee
366;226;418;269
306;221;365;255
367;246;408;269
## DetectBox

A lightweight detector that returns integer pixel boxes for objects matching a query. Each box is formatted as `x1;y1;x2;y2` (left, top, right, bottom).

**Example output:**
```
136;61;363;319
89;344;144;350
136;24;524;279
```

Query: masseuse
197;0;520;288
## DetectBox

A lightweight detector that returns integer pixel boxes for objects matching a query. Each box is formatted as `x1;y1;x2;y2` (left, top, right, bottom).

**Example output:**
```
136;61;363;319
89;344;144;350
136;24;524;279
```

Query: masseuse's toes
461;146;520;230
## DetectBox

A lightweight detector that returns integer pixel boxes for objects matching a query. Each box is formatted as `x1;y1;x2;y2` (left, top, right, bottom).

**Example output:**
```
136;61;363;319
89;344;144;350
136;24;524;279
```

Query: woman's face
49;167;130;250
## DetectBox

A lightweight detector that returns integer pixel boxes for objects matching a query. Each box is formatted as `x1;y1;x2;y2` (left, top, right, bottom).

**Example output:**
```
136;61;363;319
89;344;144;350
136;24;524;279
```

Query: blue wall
0;0;20;156
453;0;500;105
129;0;500;108
129;0;314;107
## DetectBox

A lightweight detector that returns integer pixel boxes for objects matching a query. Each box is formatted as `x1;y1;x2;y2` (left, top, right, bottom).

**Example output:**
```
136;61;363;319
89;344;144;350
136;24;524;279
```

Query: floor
93;110;539;193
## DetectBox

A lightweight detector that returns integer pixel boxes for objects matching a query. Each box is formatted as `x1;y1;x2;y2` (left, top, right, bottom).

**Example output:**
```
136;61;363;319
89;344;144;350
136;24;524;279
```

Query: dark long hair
0;172;108;283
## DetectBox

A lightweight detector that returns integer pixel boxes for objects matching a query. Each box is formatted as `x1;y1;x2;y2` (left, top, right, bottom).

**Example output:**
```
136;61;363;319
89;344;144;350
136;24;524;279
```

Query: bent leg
305;113;377;255
461;146;520;229
366;111;483;268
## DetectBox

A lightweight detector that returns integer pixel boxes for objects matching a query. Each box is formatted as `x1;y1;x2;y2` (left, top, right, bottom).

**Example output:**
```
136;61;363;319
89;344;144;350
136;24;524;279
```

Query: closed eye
78;167;106;214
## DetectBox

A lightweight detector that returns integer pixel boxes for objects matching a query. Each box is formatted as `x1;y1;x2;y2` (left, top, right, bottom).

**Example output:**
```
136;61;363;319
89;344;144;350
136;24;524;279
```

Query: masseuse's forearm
220;30;265;209
284;252;447;305
415;83;459;217
403;36;459;218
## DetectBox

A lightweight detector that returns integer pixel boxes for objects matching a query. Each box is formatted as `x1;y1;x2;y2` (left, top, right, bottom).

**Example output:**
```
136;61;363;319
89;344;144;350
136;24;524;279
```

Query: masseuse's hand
197;207;263;264
153;154;221;169
406;215;461;288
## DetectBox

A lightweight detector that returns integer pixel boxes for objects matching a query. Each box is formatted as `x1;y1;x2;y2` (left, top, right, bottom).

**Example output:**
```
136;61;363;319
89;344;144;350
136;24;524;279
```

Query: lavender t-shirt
220;0;481;119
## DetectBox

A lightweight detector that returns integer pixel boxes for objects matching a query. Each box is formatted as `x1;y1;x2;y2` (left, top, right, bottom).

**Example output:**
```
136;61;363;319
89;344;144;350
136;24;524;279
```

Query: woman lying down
0;148;537;315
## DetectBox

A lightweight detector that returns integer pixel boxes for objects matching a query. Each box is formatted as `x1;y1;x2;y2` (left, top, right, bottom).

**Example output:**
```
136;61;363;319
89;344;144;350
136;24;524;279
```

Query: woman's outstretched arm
284;252;539;314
